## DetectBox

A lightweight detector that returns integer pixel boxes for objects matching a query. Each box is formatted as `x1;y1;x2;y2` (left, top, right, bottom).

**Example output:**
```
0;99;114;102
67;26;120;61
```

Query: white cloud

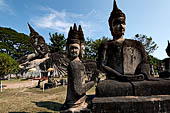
0;0;14;15
0;0;7;7
31;7;101;38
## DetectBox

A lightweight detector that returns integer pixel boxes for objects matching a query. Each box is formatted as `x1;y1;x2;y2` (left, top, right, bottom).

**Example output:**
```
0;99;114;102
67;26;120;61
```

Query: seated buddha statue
95;0;170;97
97;0;153;82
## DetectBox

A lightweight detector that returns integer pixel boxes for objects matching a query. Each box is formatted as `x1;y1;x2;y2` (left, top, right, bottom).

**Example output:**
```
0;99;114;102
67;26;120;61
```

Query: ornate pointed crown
66;24;85;47
78;25;85;45
27;23;50;55
66;23;80;47
27;23;45;44
28;23;39;36
108;0;126;27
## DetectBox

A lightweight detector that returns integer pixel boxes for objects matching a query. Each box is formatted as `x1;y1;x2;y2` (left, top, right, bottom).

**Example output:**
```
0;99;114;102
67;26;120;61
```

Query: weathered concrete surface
92;95;170;113
96;80;170;97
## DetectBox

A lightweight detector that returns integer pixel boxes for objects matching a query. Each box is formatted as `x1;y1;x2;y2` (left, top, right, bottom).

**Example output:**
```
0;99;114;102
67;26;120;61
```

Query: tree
0;52;19;78
133;34;158;55
85;37;109;60
0;27;33;60
49;32;66;53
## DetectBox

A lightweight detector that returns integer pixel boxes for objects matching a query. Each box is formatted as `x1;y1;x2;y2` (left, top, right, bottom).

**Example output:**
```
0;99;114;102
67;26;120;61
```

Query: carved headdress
108;0;126;28
28;23;46;44
66;24;80;48
28;23;50;55
78;25;85;45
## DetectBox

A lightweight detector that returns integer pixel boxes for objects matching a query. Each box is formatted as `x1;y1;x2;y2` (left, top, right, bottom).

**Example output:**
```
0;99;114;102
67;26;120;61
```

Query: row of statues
16;0;170;112
62;0;170;112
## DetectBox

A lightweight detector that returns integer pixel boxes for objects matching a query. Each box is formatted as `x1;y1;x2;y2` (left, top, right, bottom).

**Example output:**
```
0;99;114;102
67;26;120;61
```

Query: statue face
69;43;80;58
111;17;126;38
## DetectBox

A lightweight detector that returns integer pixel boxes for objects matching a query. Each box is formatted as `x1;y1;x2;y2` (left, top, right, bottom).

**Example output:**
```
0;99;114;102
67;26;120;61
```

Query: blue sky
0;0;170;60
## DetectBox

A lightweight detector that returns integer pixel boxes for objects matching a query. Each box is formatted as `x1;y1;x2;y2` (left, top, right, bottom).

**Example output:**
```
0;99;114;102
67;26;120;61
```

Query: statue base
96;79;170;97
92;95;170;113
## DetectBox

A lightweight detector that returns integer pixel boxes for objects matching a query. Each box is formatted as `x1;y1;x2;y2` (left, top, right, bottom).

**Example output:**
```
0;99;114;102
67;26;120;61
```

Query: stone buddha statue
95;0;170;97
97;0;152;81
62;24;96;112
18;24;50;68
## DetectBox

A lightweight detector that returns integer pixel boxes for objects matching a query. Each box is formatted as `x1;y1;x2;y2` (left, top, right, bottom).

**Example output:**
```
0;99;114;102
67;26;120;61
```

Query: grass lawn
0;81;96;113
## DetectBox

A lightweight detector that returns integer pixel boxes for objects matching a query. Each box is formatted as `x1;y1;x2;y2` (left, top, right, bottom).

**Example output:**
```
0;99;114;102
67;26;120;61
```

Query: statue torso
66;60;86;105
106;39;143;75
106;40;123;74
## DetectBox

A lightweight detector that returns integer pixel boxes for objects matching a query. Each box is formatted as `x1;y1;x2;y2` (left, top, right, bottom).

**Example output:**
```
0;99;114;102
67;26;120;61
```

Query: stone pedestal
96;80;170;97
92;95;170;113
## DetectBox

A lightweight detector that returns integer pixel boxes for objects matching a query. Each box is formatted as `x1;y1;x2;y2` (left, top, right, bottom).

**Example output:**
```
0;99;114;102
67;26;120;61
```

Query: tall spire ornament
78;25;85;45
66;23;80;48
108;0;126;27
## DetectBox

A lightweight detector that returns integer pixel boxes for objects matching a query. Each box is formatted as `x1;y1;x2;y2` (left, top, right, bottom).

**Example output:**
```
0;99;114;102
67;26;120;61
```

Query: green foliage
85;37;109;60
148;55;161;73
0;52;19;76
134;34;158;55
0;27;33;59
49;32;66;53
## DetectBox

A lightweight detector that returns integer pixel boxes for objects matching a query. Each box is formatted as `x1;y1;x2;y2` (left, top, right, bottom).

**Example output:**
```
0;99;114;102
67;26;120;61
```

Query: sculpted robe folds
98;39;149;79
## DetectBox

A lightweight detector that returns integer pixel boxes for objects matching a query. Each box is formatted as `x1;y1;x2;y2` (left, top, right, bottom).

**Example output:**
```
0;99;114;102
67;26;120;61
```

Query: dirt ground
3;80;33;89
0;79;95;113
2;79;50;89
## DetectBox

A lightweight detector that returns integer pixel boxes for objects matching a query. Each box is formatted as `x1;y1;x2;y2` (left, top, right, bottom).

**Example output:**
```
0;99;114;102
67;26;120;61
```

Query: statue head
28;23;50;56
109;0;126;39
66;24;81;59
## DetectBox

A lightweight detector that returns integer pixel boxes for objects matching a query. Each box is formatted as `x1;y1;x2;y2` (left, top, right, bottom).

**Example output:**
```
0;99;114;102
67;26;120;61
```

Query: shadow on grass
32;101;63;112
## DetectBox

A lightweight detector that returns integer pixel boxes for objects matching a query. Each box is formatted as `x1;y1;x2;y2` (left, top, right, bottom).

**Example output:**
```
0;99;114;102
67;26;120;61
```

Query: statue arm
102;65;122;76
135;41;157;80
97;42;107;71
97;42;122;77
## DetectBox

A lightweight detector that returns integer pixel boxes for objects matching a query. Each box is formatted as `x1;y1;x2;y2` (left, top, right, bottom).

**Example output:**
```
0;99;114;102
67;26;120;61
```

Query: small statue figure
62;24;96;111
159;40;170;78
97;0;153;81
